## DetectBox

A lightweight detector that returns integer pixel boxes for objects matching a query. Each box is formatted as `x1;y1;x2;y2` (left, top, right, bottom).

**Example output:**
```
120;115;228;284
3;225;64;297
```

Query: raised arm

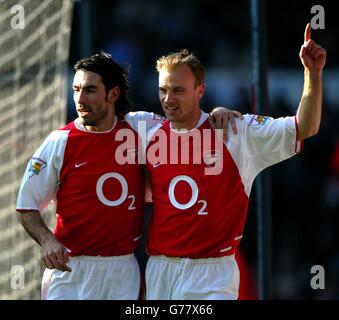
296;23;326;140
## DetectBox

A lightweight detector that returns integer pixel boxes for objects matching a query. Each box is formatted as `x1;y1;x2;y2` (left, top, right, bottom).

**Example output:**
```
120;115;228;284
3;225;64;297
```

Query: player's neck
171;109;202;131
85;115;116;132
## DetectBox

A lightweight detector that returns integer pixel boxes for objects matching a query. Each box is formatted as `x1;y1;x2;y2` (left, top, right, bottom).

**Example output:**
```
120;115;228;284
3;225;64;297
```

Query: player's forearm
296;69;323;140
17;211;55;246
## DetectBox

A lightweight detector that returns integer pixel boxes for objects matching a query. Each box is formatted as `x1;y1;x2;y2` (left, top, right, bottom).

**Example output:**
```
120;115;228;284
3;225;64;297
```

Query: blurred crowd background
67;0;338;299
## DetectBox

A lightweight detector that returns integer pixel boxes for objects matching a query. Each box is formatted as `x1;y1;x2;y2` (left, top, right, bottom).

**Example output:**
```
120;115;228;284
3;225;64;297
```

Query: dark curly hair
73;52;131;116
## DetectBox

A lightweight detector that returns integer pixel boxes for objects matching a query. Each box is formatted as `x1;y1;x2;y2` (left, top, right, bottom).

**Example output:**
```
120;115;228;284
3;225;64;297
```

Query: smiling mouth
165;106;179;111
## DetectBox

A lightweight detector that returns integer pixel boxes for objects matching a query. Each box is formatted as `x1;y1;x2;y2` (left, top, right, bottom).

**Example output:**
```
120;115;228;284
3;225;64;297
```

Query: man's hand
299;23;326;74
209;107;243;141
41;235;72;272
18;211;72;272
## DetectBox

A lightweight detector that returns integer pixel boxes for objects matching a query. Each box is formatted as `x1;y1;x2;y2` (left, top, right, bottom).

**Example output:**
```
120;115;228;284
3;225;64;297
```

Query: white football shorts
146;254;239;300
41;254;140;300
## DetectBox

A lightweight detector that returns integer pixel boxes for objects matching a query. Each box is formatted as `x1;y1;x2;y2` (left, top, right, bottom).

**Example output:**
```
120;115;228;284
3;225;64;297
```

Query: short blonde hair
156;49;205;86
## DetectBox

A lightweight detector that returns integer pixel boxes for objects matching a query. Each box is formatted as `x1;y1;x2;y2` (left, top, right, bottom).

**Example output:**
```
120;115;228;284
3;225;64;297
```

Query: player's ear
108;86;120;103
197;83;205;99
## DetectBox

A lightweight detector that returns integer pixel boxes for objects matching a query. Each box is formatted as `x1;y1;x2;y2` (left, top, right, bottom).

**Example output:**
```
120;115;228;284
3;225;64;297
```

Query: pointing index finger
304;23;311;43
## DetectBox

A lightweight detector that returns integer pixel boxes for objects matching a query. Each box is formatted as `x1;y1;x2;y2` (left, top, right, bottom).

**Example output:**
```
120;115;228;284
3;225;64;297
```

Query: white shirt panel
226;114;299;197
16;130;70;213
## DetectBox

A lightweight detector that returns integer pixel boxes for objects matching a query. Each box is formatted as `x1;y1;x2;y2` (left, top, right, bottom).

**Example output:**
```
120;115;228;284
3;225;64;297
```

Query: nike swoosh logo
75;162;88;168
153;163;163;168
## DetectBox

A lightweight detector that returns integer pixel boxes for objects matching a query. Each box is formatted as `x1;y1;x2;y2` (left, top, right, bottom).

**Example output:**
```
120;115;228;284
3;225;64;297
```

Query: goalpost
0;0;73;299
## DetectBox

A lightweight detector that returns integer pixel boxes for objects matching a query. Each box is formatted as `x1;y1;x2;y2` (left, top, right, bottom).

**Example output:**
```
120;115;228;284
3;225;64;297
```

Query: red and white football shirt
16;112;163;256
145;112;302;259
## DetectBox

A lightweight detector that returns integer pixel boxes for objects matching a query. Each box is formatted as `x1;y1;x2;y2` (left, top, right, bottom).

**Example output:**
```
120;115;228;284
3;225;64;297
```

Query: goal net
0;0;73;299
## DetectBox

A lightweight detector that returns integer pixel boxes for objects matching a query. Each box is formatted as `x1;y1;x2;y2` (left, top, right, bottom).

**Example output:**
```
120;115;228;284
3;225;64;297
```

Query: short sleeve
16;130;69;213
227;114;302;196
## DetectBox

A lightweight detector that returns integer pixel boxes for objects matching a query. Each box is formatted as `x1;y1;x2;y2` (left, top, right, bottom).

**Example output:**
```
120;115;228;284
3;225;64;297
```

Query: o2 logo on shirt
96;172;136;210
168;175;208;215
